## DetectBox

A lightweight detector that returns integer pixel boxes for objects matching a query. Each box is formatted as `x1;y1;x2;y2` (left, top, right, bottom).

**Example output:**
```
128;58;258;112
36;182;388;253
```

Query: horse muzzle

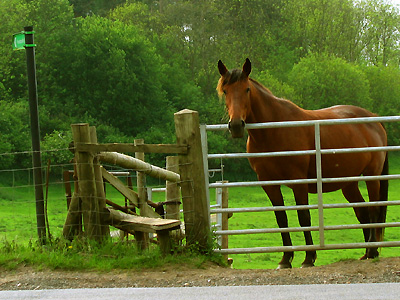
228;119;245;138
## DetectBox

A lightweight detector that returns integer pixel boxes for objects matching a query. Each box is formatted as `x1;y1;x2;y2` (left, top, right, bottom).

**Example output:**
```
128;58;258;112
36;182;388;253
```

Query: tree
363;65;400;144
0;101;31;169
288;53;371;110
356;0;400;66
0;0;29;102
68;0;125;17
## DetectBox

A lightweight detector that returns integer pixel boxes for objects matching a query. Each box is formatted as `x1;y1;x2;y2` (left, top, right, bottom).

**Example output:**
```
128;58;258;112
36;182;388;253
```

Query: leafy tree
0;0;29;102
363;65;400;144
0;101;31;169
253;71;297;102
288;53;371;110
68;0;125;17
39;15;173;137
356;0;400;66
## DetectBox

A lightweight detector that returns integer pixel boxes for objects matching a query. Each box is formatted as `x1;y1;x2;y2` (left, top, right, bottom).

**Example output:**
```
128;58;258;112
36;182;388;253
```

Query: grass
0;153;400;271
0;237;224;272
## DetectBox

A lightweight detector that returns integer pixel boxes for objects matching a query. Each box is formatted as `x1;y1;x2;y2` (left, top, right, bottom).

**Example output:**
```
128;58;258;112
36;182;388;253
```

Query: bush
288;53;371;110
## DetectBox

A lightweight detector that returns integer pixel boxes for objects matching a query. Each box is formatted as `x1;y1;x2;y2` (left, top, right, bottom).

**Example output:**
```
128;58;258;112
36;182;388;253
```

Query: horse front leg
263;185;294;269
293;185;316;267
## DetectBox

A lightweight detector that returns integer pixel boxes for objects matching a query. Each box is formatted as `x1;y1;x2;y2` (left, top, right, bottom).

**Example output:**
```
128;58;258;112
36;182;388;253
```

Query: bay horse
217;58;389;269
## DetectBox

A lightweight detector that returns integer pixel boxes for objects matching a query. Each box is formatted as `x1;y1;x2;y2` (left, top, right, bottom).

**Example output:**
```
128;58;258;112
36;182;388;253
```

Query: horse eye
246;87;250;93
223;90;227;94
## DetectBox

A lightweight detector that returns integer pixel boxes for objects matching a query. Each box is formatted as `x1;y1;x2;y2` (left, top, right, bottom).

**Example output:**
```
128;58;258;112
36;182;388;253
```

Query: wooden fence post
174;109;210;249
90;126;110;238
71;123;101;240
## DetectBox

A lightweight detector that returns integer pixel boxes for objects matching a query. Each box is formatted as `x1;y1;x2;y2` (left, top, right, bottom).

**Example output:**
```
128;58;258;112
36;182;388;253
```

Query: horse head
217;58;252;138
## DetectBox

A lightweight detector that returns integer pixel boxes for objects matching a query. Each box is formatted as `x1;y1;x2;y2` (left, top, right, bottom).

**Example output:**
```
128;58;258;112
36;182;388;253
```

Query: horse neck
246;85;308;143
246;87;302;124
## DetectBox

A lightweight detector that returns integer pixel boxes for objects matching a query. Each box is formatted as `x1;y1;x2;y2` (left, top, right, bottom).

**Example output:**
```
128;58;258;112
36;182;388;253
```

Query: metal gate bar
202;116;400;254
215;241;400;255
214;221;400;236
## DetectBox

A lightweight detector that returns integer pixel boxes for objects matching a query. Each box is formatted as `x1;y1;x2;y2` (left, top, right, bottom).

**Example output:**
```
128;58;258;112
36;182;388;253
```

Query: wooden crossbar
75;143;188;154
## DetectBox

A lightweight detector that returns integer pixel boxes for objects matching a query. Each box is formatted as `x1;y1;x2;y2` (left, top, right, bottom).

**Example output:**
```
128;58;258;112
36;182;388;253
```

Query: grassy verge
0;237;225;272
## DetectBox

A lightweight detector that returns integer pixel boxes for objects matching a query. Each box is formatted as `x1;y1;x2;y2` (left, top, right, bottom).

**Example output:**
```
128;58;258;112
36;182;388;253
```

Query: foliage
288;53;371;110
0;101;31;169
1;0;400;176
362;65;400;144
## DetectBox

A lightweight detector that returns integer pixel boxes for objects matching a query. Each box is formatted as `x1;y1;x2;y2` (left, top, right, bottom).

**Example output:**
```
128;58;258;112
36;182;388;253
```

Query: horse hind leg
365;180;382;259
341;183;373;259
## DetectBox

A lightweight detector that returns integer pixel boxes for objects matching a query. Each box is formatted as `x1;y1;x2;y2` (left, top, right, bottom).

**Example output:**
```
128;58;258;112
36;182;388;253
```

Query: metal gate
200;116;400;255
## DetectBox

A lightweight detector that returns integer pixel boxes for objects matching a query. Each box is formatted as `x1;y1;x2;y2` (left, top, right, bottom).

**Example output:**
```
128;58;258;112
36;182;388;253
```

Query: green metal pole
24;25;46;244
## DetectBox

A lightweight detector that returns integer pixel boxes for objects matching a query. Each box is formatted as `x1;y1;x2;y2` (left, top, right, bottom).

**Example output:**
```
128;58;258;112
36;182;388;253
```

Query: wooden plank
75;143;188;154
106;208;181;233
101;168;139;207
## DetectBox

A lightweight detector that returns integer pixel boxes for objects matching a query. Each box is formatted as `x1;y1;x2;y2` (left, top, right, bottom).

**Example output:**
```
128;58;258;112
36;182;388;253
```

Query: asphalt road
1;283;400;300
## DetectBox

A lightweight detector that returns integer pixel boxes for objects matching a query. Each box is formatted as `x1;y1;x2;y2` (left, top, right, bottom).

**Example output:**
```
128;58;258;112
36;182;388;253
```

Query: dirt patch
1;257;400;290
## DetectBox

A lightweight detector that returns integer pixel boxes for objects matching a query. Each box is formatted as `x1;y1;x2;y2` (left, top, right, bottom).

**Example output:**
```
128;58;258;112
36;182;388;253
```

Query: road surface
1;283;399;300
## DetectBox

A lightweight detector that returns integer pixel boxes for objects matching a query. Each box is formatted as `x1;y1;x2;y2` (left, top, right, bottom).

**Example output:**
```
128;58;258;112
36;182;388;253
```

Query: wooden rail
75;143;188;154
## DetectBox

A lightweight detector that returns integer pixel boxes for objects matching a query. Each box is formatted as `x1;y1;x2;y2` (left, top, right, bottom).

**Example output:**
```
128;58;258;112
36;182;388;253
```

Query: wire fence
0;147;187;244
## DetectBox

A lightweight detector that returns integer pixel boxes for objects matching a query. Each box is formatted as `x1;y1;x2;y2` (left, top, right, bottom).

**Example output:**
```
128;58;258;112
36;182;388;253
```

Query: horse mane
216;68;274;98
249;78;274;96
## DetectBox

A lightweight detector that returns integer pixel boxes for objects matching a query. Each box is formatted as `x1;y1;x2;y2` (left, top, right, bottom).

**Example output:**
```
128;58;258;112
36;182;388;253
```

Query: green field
1;154;400;270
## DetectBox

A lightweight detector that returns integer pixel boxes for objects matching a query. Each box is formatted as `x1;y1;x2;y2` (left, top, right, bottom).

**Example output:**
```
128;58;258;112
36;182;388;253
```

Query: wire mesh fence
0;147;187;244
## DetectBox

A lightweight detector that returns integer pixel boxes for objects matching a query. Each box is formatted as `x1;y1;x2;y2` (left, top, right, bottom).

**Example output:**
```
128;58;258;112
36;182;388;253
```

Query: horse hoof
301;263;315;268
360;251;379;261
277;263;292;269
359;254;368;260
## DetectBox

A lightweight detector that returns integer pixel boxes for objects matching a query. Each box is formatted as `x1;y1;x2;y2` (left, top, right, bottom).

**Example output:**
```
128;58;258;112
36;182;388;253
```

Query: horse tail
377;151;389;242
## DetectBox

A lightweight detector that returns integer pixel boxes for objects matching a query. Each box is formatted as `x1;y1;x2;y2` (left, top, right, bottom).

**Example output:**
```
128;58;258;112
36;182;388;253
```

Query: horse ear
242;58;251;77
218;60;228;76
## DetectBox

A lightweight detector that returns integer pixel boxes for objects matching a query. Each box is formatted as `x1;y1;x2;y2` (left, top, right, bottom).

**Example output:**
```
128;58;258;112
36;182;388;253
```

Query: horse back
247;105;387;189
